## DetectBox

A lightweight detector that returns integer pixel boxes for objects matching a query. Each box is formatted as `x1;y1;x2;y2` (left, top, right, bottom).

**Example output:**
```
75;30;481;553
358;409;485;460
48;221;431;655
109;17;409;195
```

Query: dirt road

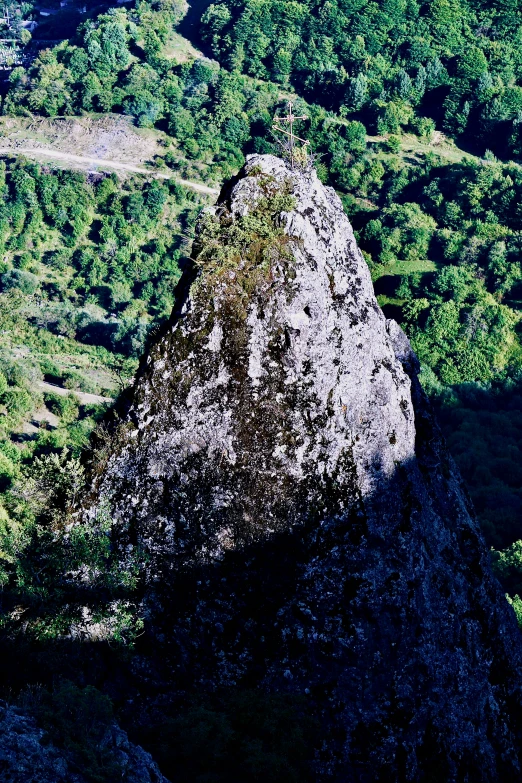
0;146;220;195
36;380;113;405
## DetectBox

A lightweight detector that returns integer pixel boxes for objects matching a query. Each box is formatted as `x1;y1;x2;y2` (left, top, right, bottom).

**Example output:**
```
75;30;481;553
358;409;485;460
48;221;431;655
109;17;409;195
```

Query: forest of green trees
200;0;522;157
0;158;208;641
1;0;522;628
1;0;522;777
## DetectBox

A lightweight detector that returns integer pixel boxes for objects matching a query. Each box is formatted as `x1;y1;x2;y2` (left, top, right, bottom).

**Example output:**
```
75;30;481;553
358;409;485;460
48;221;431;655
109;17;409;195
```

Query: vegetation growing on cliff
194;174;296;312
0;0;522;621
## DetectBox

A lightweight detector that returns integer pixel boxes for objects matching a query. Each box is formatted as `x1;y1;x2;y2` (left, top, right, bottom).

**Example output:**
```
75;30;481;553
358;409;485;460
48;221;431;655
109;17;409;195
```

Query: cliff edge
85;155;522;781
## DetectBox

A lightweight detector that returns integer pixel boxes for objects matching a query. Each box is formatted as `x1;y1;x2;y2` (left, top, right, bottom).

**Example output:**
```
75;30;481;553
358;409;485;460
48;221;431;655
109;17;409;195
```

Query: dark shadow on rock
3;402;522;782
7;434;522;783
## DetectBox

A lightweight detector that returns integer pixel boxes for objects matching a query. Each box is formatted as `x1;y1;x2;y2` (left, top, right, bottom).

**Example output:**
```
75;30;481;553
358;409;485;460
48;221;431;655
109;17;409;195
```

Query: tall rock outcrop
86;155;522;781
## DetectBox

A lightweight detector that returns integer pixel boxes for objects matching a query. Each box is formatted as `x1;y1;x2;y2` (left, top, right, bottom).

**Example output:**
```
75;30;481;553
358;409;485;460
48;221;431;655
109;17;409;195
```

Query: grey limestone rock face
85;155;522;781
88;155;416;563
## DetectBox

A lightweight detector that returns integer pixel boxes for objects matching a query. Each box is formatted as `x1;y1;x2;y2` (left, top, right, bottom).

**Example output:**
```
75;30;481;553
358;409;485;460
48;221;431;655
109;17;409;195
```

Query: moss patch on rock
193;174;297;317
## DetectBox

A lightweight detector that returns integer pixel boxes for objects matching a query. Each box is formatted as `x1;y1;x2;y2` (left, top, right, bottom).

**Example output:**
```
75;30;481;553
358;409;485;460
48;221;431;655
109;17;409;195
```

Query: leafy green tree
1;269;39;294
82;9;133;80
345;73;368;112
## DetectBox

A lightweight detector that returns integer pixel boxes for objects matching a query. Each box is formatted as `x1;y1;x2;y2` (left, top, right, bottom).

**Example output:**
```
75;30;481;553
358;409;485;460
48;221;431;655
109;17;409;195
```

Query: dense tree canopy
199;0;522;157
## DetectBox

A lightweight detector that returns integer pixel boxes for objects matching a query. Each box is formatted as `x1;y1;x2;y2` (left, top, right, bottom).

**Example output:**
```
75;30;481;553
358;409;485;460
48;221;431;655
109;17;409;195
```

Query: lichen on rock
86;155;416;562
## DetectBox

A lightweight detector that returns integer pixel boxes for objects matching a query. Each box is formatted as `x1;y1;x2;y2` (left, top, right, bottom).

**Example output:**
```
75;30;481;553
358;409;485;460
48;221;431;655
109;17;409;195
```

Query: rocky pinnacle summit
85;155;522;781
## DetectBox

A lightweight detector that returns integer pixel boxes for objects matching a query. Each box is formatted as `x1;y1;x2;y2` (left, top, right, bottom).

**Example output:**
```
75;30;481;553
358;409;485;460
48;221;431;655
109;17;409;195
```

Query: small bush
386;135;401;154
411;115;435;141
39;358;62;385
506;594;522;629
0;450;18;490
14;252;33;270
44;392;80;423
81;402;107;419
0;503;28;585
63;370;98;393
0;268;39;294
3;387;33;417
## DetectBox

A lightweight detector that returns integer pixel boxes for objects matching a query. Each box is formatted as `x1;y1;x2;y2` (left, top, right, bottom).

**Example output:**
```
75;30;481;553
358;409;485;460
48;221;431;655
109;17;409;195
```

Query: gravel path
37;380;113;405
0;147;220;195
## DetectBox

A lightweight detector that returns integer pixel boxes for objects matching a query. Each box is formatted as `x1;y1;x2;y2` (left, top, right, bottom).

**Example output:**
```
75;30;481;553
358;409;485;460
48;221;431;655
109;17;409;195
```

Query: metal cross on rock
272;101;310;169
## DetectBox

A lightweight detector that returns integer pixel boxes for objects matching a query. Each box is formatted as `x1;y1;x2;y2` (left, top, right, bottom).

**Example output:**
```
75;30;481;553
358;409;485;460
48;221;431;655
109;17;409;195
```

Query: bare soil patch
0;114;164;166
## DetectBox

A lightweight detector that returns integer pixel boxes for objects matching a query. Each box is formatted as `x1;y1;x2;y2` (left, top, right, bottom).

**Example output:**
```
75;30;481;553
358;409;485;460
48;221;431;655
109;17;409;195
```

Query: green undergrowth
193;173;297;316
132;689;318;783
18;680;121;783
0;446;143;645
0;154;207;485
0;155;210;647
12;679;318;783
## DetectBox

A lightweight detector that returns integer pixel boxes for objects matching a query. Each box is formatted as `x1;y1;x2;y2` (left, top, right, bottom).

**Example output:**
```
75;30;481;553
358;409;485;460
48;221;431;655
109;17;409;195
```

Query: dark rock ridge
0;701;168;783
85;155;522;781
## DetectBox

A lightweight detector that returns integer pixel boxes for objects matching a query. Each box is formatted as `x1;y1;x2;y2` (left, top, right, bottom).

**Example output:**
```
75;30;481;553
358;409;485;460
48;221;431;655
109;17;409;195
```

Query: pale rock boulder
88;155;416;562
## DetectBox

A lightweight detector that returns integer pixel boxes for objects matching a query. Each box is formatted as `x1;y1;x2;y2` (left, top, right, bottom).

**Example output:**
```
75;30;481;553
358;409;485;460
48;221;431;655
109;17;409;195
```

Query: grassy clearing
163;31;203;62
0;115;219;191
372;258;439;281
0;115;164;167
397;132;475;165
373;259;440;318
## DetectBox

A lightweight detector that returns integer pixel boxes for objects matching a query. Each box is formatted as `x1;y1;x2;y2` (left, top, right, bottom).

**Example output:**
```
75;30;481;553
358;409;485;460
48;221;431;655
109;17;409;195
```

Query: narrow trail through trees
36;381;113;405
0;147;220;195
